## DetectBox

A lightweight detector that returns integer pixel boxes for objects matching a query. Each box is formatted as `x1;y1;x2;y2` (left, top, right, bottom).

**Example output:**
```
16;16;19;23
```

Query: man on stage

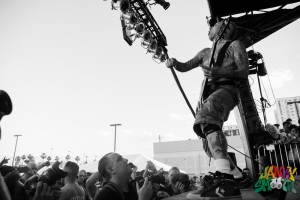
166;17;249;199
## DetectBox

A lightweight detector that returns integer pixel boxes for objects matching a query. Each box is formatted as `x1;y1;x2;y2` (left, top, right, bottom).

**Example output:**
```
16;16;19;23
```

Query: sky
1;0;300;165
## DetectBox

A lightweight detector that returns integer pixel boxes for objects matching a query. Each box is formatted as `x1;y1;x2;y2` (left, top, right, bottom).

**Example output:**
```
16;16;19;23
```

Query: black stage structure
206;1;300;199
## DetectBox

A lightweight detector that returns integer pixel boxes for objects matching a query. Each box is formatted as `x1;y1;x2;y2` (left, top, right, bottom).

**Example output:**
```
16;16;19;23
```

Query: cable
248;76;255;86
266;74;277;106
261;77;270;105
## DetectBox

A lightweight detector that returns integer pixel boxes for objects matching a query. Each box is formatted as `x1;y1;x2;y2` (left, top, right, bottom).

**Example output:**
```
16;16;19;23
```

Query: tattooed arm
165;48;210;72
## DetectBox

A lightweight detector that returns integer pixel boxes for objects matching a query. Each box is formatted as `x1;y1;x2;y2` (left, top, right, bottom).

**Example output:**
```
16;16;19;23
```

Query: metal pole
12;134;22;166
110;124;122;152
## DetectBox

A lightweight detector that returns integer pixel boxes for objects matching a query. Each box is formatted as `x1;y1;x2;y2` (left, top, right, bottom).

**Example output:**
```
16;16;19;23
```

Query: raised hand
0;157;10;166
32;182;62;200
174;182;185;193
165;58;178;68
146;161;157;173
136;177;153;200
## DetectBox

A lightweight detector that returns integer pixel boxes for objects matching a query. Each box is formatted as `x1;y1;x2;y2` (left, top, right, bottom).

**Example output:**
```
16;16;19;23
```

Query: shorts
193;85;238;138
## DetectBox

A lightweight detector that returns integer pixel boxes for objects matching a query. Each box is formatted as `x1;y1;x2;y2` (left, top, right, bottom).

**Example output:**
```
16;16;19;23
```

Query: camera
171;173;191;191
136;173;166;188
149;174;165;185
24;161;68;197
129;162;137;169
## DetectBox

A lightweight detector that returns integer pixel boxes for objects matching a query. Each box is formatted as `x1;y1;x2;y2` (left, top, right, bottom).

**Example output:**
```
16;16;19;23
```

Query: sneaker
235;172;252;189
195;172;216;194
186;171;242;200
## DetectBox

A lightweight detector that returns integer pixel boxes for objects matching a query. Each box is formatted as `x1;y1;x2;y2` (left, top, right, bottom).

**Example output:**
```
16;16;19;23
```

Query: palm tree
65;155;71;162
75;156;80;164
27;154;34;162
21;155;26;166
40;153;47;162
55;156;59;161
15;156;21;166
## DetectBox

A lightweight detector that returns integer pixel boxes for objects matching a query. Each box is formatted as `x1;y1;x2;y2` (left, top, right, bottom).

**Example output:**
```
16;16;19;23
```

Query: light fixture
159;53;167;62
121;12;138;25
154;0;170;10
134;22;145;35
153;47;163;59
152;47;167;63
147;39;158;53
111;0;131;13
141;31;152;48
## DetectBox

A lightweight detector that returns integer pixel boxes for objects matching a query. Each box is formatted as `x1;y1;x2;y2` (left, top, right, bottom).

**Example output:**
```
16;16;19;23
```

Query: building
223;125;240;136
153;126;245;176
274;96;300;127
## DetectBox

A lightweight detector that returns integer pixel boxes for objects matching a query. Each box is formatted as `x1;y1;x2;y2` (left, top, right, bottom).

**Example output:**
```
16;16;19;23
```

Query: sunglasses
206;16;217;27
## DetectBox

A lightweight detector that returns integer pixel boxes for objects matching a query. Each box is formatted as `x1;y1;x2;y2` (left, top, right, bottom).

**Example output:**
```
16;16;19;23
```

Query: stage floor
165;188;300;200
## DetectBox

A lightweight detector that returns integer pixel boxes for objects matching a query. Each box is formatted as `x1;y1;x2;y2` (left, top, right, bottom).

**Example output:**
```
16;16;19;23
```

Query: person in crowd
142;161;157;178
286;118;293;125
273;124;280;129
164;167;184;196
59;161;85;200
32;181;61;200
20;161;45;183
0;90;13;200
288;124;300;143
85;171;102;199
77;170;87;188
0;91;61;200
166;17;249;199
283;121;291;134
77;170;91;200
0;90;13;140
266;124;282;140
95;152;153;200
140;161;170;200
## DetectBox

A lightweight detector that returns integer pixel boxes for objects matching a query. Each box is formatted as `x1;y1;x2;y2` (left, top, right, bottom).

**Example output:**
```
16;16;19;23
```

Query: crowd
0;89;251;200
0;86;195;200
0;86;228;199
255;118;300;147
252;118;300;175
0;153;207;200
0;89;209;200
1;88;299;200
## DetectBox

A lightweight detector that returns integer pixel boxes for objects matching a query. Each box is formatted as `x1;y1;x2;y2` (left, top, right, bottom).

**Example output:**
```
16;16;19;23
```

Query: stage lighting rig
109;0;168;63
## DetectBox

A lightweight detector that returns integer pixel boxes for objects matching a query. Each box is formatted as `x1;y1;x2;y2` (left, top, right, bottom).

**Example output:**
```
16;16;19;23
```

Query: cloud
169;113;194;122
250;69;294;90
123;129;133;135
98;130;111;137
162;133;186;141
268;69;294;88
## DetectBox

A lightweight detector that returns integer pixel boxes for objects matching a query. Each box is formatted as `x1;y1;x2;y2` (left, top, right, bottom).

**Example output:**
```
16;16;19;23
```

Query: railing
256;142;300;175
